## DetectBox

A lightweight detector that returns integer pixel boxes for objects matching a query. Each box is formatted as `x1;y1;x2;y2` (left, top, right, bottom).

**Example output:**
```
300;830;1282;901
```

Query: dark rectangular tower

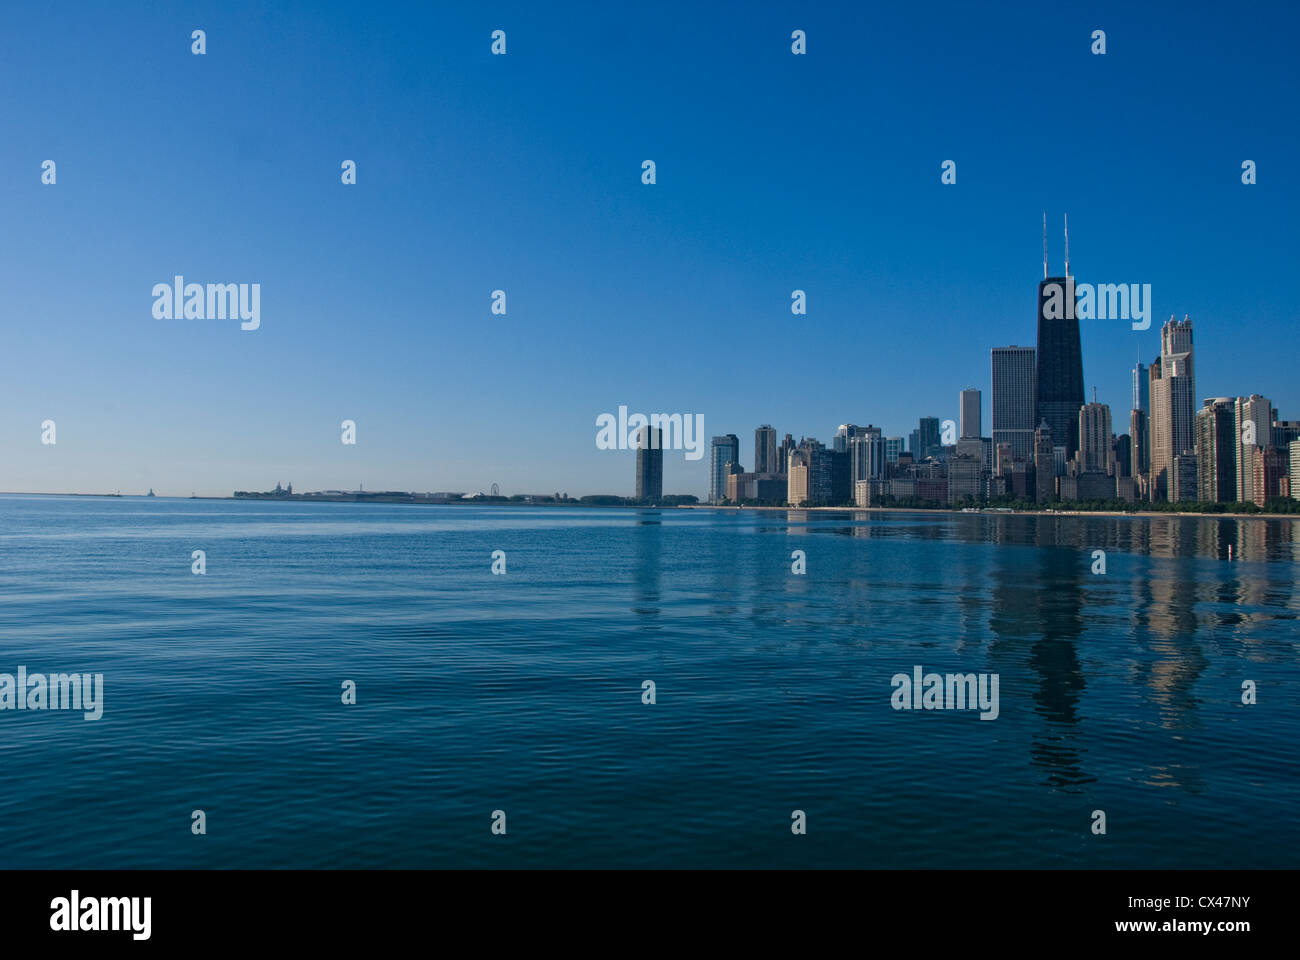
635;426;663;502
991;345;1036;462
1035;216;1085;459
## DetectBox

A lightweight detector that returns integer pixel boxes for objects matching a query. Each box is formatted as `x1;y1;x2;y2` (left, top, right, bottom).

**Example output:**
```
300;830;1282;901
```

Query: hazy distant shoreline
3;491;1297;521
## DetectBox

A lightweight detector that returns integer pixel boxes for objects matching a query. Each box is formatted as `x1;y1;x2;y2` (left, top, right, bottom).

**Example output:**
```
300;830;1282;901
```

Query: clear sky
2;1;1297;498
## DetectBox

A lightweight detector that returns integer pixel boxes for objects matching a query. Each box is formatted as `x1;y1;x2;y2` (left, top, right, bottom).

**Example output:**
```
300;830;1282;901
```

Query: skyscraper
960;388;981;440
830;449;851;505
754;425;777;475
634;426;663;502
1163;316;1194;362
1148;316;1195;501
947;454;983;504
777;434;796;478
1077;400;1113;474
1253;448;1287;507
786;439;830;506
833;424;856;453
1196;398;1237;503
917;417;940;460
1114;434;1132;478
801;438;832;505
1132;359;1149;414
1235;394;1273;503
709;434;740;504
787;449;809;507
1171;453;1199;503
1130;408;1150;478
1035;219;1085;461
1291;440;1300;502
849;429;885;483
1273;420;1300;452
1033;420;1055;502
991;346;1036;462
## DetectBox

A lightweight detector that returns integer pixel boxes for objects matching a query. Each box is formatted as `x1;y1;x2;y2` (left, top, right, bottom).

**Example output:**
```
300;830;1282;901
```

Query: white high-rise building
1149;316;1195;501
1235;395;1273;503
1077;401;1113;474
849;430;885;482
1291;439;1300;501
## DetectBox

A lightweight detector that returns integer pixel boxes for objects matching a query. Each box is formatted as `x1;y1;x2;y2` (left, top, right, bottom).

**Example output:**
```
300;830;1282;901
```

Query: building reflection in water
652;507;1299;796
704;510;744;620
984;516;1090;788
631;509;662;620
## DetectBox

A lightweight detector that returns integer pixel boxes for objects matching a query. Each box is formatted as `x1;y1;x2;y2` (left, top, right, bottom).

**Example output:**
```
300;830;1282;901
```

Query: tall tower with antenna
1042;211;1048;279
1064;213;1070;277
1035;214;1086;461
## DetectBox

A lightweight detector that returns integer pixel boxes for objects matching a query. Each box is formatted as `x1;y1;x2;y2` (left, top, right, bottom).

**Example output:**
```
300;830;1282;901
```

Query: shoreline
2;491;1298;521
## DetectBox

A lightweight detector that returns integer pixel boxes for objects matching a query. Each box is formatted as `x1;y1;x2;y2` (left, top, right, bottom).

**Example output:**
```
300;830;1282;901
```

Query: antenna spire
1064;213;1070;278
1042;211;1048;278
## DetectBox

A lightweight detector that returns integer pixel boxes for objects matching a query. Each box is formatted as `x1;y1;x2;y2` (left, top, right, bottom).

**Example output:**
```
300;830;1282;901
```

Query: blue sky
2;1;1297;498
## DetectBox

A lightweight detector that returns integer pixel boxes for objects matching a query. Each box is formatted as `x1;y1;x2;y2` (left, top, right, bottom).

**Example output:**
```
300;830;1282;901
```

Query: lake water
1;495;1296;867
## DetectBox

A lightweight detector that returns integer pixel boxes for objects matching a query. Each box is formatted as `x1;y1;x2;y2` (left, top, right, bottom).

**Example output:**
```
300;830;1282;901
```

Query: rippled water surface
1;495;1297;867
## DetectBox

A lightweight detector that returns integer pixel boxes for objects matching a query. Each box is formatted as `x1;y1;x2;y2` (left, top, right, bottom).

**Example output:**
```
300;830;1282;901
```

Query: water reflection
754;509;1300;794
632;510;662;619
987;534;1091;788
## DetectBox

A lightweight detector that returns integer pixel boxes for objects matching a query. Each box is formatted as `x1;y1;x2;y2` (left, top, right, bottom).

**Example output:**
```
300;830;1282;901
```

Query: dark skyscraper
960;388;982;439
754;425;777;475
1114;434;1132;478
1130;408;1150;477
1196;398;1237;503
777;433;796;476
830;449;851;505
1035;216;1085;460
917;417;940;460
634;426;663;502
1033;419;1055;503
801;438;832;505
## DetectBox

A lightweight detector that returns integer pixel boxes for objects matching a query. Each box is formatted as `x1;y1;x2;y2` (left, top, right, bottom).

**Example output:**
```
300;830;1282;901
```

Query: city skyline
8;275;1296;503
680;303;1298;509
3;3;1297;500
9;290;1296;503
